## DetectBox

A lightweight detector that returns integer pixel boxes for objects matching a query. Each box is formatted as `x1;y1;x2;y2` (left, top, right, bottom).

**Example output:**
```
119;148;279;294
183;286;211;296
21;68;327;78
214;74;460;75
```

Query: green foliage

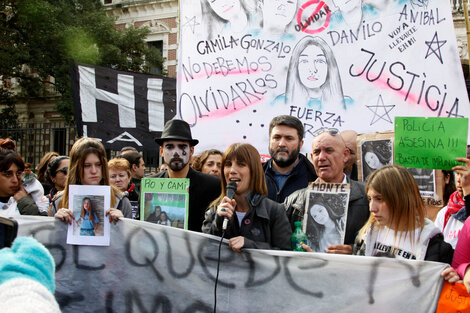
0;89;19;130
0;0;167;122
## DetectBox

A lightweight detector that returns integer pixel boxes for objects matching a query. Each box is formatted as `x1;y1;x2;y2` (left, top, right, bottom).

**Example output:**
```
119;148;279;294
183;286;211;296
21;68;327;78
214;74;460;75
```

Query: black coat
202;193;292;250
152;168;221;232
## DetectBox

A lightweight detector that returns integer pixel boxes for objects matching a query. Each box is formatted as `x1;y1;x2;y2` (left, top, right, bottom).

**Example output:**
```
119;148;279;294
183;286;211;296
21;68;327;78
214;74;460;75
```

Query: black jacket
284;178;370;245
152;168;221;232
263;154;318;203
202;193;292;250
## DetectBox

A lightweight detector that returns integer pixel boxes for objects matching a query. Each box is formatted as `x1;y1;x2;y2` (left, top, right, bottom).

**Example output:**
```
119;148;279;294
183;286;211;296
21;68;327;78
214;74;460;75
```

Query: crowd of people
1;115;470;295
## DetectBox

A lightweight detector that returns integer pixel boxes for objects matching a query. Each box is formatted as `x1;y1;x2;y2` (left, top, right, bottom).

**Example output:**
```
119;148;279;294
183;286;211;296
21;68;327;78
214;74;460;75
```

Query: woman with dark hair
46;156;70;203
78;197;99;236
306;195;346;252
0;139;46;216
353;165;453;263
37;152;59;195
282;36;350;111
202;143;292;251
435;168;467;248
191;149;223;177
442;170;457;206
52;137;132;223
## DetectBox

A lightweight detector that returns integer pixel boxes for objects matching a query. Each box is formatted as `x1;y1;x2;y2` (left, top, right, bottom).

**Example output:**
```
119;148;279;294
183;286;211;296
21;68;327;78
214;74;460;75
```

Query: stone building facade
103;0;179;78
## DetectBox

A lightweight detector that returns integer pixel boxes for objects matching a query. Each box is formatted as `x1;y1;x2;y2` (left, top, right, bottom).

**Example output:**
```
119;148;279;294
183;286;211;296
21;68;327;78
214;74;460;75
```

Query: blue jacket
263;154;317;203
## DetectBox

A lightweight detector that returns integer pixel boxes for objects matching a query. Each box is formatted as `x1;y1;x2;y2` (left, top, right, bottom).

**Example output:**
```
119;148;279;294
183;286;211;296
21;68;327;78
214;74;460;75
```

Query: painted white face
364;152;382;169
298;45;328;90
310;204;329;225
162;141;191;172
263;0;297;28
207;0;241;21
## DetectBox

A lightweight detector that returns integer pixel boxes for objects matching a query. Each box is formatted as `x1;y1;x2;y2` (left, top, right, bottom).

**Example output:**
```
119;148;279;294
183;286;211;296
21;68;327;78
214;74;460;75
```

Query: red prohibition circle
296;0;331;34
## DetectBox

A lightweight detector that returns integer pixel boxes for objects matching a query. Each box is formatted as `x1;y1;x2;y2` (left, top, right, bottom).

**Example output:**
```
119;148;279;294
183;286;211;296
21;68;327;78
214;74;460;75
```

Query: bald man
340;130;358;180
284;131;369;254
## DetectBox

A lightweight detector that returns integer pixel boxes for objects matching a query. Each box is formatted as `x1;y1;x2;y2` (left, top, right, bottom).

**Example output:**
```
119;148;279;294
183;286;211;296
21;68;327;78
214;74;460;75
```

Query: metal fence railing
0;122;161;174
0;122;78;170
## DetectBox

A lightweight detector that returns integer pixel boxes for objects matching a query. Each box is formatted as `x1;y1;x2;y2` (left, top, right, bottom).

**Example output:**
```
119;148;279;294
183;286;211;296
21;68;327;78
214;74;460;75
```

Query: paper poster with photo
407;168;436;198
303;182;350;253
361;138;394;181
140;178;190;229
66;185;111;246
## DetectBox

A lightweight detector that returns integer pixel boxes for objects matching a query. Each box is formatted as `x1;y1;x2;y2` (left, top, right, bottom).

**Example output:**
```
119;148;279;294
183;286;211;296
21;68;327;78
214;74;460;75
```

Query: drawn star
182;16;200;34
425;32;447;64
366;95;395;125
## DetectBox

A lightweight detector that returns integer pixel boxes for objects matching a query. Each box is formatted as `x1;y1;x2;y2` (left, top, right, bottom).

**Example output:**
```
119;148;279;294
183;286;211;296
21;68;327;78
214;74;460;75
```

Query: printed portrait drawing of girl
306;194;346;252
257;0;298;34
361;139;393;180
283;36;351;111
200;0;254;38
78;197;100;236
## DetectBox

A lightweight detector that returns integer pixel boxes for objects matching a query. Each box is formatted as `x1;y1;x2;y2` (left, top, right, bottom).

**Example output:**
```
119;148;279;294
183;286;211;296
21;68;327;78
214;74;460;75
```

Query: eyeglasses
312;127;339;138
56;167;68;175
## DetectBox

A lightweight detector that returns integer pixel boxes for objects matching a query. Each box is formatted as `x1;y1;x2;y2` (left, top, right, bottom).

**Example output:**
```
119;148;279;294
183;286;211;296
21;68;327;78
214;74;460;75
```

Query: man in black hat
153;119;221;232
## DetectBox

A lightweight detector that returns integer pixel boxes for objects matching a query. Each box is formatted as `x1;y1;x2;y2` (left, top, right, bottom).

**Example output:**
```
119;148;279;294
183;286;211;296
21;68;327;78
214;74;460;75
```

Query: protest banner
70;62;176;150
16;216;449;313
178;1;470;155
140;178;190;229
304;182;350;252
394;116;468;170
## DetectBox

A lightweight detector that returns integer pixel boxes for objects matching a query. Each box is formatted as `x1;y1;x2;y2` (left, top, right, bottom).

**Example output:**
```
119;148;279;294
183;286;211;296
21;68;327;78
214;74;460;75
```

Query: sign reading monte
394;116;468;170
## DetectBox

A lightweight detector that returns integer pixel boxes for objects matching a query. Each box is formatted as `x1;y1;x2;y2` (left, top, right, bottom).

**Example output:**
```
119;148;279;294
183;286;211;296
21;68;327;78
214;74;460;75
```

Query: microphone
222;181;237;230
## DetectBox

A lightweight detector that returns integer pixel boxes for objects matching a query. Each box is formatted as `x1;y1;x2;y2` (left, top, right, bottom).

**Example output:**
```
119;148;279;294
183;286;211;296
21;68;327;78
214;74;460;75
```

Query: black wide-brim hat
155;119;199;146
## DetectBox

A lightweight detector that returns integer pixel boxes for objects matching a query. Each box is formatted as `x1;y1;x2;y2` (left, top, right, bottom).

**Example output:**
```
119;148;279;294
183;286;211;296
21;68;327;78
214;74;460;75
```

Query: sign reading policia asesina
394;116;468;170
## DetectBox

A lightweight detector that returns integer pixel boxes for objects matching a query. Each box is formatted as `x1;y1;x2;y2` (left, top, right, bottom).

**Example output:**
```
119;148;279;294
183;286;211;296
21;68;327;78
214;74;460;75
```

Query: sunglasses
312;127;339;138
56;167;68;175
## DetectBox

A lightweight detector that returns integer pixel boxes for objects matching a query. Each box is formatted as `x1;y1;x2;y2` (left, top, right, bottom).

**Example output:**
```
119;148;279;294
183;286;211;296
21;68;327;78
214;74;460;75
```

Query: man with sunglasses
46;156;69;202
284;129;369;254
264;115;317;203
